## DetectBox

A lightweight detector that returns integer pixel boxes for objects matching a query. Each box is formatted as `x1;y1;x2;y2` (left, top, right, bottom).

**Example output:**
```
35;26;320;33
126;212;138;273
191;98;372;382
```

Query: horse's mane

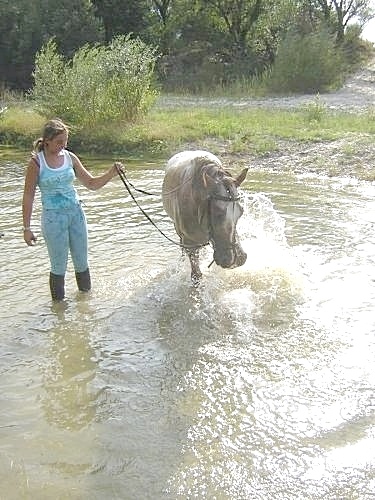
191;156;234;191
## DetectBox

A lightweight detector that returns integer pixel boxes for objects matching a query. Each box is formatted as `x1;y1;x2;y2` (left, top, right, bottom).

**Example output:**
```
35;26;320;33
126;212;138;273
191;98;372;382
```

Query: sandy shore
161;59;375;180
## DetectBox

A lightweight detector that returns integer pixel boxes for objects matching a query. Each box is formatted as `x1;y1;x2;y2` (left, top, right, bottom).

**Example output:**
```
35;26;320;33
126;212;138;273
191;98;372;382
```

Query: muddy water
1;148;375;499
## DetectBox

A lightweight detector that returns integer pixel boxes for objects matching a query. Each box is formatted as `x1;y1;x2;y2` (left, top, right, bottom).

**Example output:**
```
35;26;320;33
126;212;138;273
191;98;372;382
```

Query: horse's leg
187;249;202;285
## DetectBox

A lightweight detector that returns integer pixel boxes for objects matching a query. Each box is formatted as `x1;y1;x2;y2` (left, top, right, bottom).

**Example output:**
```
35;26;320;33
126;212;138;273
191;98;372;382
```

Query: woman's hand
24;229;37;246
113;161;125;176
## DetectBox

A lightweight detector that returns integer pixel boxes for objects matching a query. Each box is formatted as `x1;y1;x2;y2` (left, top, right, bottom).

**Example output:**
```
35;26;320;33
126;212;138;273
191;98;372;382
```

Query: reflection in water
41;306;98;431
1;153;375;498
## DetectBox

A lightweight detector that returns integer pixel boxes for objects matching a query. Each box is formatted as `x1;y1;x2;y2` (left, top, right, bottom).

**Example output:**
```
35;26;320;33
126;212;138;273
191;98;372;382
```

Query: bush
268;29;345;94
31;35;159;128
301;94;327;123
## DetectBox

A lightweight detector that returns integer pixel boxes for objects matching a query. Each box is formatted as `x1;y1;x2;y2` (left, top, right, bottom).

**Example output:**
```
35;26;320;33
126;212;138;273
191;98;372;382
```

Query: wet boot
49;273;65;301
75;268;91;292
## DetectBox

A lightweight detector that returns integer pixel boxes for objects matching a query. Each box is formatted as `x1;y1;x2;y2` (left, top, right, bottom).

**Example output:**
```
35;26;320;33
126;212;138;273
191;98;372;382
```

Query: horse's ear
235;168;248;186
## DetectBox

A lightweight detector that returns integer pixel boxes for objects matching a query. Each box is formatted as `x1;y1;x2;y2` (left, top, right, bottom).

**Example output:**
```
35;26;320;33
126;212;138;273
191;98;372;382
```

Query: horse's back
162;150;220;210
165;150;221;178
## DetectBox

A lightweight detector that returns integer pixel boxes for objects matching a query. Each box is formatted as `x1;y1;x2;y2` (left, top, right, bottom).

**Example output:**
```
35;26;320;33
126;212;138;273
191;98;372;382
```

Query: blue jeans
41;203;88;275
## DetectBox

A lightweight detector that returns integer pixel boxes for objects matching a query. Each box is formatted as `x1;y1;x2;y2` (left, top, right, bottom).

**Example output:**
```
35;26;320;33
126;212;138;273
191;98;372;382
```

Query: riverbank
1;59;374;180
194;133;375;181
162;57;375;181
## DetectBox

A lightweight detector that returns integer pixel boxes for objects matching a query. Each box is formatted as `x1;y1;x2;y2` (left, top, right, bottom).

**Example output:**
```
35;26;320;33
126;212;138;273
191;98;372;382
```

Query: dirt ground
164;59;375;180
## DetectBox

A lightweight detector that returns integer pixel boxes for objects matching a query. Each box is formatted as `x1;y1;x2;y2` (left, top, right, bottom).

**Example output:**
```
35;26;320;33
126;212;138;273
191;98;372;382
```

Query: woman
22;118;124;301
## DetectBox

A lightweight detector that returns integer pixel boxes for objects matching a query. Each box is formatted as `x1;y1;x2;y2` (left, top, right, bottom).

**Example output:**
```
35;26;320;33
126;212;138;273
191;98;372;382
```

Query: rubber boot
75;268;91;292
49;273;65;301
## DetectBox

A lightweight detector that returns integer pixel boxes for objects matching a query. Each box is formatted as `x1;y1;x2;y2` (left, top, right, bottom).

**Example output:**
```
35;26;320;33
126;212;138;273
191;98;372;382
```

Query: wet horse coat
162;150;248;282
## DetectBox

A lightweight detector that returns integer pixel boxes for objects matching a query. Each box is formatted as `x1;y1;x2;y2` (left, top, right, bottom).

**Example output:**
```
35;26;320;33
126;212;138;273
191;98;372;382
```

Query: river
1;147;375;499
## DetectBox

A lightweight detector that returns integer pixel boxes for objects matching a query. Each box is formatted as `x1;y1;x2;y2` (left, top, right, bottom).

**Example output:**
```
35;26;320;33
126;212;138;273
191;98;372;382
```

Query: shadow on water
41;308;99;431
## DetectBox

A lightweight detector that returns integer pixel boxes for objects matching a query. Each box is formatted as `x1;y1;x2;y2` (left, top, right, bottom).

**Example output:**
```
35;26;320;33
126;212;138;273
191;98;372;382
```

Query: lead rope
115;165;208;252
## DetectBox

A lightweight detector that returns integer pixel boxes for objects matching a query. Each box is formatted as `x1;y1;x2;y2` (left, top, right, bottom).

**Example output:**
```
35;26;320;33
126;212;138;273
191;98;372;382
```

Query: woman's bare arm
70;152;123;191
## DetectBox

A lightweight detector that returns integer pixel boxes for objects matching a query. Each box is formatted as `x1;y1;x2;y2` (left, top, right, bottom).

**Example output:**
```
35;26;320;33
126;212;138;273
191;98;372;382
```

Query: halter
207;183;241;254
208;192;240;202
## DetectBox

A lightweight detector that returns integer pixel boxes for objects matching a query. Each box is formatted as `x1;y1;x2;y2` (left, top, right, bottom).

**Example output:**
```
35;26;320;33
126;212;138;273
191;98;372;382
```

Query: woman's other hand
24;229;37;246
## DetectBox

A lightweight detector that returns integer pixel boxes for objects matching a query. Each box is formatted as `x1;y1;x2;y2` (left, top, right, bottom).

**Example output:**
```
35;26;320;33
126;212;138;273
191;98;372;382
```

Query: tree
38;0;104;57
92;0;149;42
156;0;310;89
250;0;300;66
0;0;103;89
0;0;40;88
149;0;174;53
151;0;173;25
306;0;374;41
196;0;265;58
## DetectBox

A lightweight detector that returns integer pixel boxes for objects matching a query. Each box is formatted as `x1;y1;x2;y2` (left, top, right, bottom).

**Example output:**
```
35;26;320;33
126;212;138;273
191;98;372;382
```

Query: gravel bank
161;59;375;180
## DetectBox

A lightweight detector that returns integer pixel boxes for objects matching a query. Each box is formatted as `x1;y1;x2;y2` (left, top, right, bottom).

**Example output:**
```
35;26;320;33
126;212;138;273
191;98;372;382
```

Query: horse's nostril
237;252;247;266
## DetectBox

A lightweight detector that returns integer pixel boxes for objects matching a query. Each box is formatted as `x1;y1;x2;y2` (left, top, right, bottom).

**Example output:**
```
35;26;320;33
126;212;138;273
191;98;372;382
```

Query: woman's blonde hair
33;118;69;152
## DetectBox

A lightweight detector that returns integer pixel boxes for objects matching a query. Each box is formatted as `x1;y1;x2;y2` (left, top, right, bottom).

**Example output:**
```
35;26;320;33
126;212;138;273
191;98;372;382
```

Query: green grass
0;99;374;157
143;104;375;153
0;106;45;149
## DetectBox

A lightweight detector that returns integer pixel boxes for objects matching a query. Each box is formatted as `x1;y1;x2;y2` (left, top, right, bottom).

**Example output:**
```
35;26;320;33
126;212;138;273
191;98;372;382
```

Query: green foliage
341;23;375;68
0;106;7;120
268;29;345;93
301;94;327;123
308;0;373;43
1;0;373;94
38;0;104;58
92;0;149;43
0;0;104;89
31;36;159;128
31;41;67;117
0;107;45;148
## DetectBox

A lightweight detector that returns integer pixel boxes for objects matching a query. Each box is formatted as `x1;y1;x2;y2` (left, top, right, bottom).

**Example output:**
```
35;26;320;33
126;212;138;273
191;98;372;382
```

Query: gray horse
162;150;248;283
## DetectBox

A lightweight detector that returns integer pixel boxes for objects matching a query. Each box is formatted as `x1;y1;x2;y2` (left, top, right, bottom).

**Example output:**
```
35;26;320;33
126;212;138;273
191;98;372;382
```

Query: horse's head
200;164;248;269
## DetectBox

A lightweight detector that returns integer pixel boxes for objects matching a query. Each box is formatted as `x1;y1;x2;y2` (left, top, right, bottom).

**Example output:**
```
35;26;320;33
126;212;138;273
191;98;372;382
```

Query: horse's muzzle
214;241;247;269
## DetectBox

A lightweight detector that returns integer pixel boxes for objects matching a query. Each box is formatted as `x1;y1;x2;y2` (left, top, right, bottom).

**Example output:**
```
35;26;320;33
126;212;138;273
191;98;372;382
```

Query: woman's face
45;131;68;153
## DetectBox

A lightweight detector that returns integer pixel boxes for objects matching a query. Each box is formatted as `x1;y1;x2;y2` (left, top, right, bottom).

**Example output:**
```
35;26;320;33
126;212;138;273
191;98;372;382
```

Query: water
1;147;375;499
